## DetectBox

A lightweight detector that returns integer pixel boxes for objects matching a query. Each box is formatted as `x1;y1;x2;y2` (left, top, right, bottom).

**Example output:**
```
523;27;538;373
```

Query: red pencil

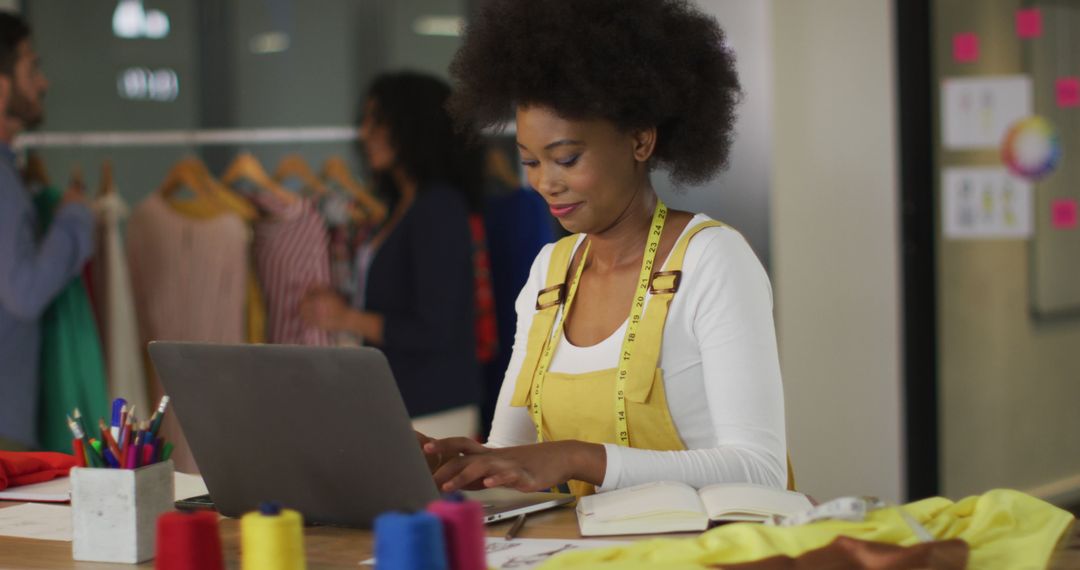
72;439;86;468
99;419;123;462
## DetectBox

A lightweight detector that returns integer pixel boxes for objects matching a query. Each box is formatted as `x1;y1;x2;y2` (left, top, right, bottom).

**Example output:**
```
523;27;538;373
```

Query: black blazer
365;184;480;417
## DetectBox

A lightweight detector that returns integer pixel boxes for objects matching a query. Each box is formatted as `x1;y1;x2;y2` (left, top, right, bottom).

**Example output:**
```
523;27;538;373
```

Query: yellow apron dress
510;202;792;496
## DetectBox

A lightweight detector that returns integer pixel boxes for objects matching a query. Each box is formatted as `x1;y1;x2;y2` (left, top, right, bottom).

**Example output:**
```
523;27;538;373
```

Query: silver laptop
148;342;572;528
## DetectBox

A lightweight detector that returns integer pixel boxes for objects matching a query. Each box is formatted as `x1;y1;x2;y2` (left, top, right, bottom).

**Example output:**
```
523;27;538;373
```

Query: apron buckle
649;270;682;295
536;283;566;310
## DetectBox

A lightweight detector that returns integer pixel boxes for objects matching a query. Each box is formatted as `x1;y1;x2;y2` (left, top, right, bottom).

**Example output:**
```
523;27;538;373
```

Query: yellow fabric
246;270;267;344
539;489;1074;570
512;222;722;497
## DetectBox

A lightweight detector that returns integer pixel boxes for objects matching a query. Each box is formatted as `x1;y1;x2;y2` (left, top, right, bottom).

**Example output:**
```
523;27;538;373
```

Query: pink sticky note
953;33;979;63
1051;199;1078;230
1056;77;1080;108
1016;8;1042;39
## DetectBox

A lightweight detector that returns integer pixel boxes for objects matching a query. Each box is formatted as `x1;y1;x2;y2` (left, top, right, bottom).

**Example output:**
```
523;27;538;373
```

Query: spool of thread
427;493;486;570
155;510;224;570
241;502;307;570
374;512;448;570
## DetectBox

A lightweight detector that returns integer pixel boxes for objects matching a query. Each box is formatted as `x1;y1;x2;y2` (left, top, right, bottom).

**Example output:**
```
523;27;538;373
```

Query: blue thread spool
374;512;449;570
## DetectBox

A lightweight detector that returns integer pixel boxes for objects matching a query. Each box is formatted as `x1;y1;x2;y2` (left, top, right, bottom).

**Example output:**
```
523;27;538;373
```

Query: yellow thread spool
240;505;307;570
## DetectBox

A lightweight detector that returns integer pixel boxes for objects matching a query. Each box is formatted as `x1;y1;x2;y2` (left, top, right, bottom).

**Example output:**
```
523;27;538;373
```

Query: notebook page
698;483;812;520
579;481;704;521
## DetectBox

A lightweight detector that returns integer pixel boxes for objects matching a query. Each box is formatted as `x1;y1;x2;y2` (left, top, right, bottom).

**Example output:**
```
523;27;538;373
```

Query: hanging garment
319;188;361;346
32;186;110;453
250;191;332;346
538;489;1073;570
91;192;149;415
127;193;250;473
487;207;789;494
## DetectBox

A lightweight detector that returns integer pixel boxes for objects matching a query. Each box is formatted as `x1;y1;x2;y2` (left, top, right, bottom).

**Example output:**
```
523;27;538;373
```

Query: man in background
0;12;93;450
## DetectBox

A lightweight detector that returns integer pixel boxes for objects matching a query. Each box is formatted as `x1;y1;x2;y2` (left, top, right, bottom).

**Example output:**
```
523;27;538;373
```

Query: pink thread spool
427;494;486;570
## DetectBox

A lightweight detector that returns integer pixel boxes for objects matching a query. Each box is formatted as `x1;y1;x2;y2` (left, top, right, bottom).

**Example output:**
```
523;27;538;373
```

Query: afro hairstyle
448;0;741;186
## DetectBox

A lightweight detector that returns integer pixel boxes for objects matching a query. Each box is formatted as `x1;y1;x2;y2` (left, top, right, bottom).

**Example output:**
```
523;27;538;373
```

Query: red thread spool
155;510;225;570
427;494;486;570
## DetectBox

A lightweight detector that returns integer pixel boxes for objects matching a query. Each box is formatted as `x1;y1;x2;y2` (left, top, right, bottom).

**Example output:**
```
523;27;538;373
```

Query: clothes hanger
321;156;387;224
158;157;227;219
23;152;50;187
69;163;86;193
221;152;298;206
98;159;115;197
187;157;258;221
274;154;329;196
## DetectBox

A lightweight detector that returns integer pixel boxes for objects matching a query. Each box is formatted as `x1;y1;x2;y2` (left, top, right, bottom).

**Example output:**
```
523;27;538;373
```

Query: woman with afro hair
421;0;790;497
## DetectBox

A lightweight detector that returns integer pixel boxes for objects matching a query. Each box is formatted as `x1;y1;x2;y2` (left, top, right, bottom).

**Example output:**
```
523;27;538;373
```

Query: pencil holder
71;460;175;564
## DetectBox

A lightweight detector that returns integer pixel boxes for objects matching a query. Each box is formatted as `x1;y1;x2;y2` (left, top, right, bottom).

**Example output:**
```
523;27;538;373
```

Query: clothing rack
14;123;516;149
14;126;358;149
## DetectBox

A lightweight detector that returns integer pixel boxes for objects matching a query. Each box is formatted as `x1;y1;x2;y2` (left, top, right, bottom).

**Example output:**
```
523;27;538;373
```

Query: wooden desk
1;501;1078;569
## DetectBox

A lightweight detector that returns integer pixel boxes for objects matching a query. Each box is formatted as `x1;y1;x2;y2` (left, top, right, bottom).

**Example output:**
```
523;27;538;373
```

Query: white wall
771;0;905;503
654;0;773;268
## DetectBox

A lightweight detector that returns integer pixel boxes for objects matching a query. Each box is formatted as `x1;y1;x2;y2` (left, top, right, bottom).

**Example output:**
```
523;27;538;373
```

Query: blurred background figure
301;71;485;438
0;11;104;452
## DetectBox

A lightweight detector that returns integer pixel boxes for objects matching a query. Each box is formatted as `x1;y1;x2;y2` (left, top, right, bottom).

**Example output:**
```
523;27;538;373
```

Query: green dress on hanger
33;186;109;453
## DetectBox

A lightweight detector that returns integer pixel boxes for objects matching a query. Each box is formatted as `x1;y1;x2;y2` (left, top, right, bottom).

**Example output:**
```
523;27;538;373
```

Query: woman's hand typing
422;438;607;493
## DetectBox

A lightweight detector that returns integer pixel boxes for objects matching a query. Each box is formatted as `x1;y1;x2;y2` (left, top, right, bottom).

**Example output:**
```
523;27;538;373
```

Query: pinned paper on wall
952;33;979;63
943;167;1033;240
942;75;1032;150
1056;77;1079;108
1016;8;1042;39
1051;199;1078;230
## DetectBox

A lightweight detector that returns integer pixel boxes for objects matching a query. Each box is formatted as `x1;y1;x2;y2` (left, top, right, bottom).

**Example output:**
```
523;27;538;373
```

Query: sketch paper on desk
942;75;1032;150
0;503;73;541
943;166;1033;239
0;472;209;503
360;537;630;568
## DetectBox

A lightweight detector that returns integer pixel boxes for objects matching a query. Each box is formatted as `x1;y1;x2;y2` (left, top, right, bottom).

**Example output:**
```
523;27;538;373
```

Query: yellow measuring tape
530;200;668;446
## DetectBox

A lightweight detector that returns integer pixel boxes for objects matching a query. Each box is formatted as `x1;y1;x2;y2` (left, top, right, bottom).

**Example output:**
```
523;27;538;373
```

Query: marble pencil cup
71;459;175;564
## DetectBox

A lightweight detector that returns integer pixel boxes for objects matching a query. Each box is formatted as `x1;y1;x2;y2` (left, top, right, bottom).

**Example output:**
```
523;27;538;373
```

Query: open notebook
577;481;813;536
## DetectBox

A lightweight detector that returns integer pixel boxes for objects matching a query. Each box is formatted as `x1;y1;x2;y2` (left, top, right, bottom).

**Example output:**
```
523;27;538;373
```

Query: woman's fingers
432;454;473;487
423;437;488;458
483;470;521;488
444;457;513;492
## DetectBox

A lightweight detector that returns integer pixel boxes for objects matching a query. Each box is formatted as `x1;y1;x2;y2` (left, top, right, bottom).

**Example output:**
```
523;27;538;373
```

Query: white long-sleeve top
486;214;787;492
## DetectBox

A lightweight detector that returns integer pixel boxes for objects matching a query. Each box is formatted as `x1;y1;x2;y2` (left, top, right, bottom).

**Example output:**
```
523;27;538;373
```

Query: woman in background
301;72;484;437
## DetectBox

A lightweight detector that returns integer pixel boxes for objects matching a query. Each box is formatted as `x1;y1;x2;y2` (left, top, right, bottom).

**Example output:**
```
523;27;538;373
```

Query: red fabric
0;451;77;491
469;215;498;364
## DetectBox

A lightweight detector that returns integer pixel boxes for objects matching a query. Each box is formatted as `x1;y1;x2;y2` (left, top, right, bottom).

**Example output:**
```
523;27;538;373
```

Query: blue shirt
0;144;93;447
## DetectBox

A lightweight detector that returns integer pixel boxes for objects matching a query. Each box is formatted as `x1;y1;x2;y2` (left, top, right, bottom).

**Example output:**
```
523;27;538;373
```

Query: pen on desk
110;398;126;441
99;419;123;463
102;448;121;468
73;408;89;440
72;438;86;468
505;513;527;540
89;439;105;468
67;414;99;468
150;395;169;438
119;407;135;450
